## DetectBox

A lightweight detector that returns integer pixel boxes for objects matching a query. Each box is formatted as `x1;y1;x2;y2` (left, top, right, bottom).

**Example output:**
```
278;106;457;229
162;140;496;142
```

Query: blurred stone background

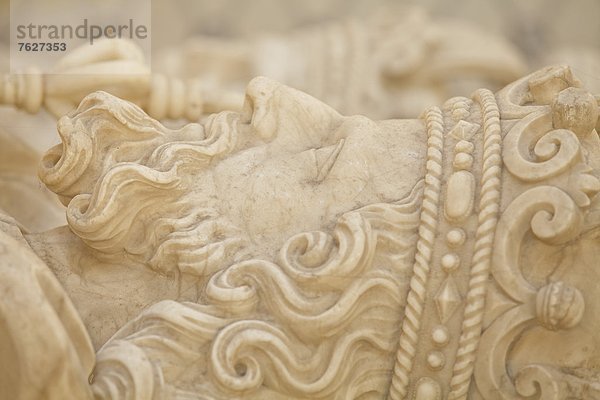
146;0;600;93
2;0;599;73
146;0;600;52
0;0;599;148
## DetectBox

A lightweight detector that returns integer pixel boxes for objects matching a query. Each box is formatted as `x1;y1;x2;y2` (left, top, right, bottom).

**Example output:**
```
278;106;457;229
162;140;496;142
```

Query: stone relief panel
1;64;599;399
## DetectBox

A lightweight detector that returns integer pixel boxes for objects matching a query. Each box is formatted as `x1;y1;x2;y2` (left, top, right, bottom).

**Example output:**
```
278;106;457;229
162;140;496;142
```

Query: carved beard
39;91;246;275
90;182;423;400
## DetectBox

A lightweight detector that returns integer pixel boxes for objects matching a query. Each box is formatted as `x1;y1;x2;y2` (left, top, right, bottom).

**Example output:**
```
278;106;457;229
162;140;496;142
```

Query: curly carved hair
39;91;246;275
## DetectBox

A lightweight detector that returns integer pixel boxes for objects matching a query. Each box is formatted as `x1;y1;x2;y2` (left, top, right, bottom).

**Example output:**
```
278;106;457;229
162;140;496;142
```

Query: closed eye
309;139;346;182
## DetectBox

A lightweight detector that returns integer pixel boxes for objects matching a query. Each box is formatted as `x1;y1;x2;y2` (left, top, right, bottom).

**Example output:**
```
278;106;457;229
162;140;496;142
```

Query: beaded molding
448;89;503;400
388;90;503;400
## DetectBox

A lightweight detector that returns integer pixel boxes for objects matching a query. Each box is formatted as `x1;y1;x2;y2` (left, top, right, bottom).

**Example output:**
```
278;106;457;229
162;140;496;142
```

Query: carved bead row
402;97;479;400
430;98;474;373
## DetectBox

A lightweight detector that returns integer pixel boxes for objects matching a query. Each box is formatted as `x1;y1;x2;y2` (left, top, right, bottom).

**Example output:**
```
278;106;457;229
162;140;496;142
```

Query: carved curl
475;186;585;399
90;181;423;399
503;111;581;182
39;91;244;276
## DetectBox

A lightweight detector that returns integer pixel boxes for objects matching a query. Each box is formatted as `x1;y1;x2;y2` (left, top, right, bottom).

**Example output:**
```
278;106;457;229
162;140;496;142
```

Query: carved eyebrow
311;138;346;182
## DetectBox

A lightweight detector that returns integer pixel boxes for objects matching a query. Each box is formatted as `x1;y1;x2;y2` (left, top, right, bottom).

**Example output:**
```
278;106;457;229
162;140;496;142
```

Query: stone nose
241;76;282;141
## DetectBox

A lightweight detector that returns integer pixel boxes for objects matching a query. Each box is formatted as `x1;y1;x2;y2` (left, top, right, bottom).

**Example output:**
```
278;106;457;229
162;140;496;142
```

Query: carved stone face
211;77;426;255
30;67;600;400
40;76;426;263
35;77;429;399
35;77;427;349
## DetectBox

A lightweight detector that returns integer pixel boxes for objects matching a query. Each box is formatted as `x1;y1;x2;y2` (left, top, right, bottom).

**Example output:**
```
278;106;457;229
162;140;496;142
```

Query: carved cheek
242;155;321;242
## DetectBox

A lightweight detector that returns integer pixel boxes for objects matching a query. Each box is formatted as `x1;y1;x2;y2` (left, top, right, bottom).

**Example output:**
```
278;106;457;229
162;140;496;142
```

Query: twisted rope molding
448;88;503;399
387;106;445;400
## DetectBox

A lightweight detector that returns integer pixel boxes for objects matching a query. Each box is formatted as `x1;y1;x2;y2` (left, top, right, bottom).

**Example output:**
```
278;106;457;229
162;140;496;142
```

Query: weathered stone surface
1;64;599;399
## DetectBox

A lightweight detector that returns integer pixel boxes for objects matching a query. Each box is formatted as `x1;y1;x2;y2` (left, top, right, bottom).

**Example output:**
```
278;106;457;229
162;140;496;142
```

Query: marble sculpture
1;65;600;400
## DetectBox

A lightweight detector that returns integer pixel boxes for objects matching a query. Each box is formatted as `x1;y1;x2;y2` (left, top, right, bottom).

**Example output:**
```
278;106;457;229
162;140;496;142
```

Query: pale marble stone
1;65;600;400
